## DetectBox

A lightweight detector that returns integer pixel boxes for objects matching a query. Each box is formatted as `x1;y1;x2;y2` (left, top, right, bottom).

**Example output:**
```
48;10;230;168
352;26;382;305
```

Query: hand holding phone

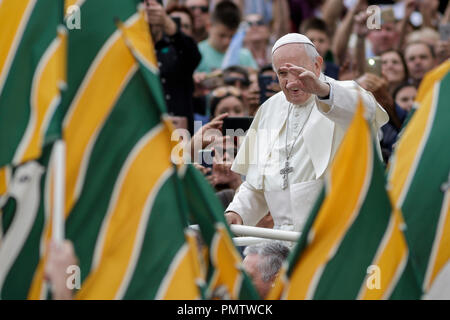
258;74;279;105
198;149;215;176
201;71;224;90
222;116;254;136
365;57;382;77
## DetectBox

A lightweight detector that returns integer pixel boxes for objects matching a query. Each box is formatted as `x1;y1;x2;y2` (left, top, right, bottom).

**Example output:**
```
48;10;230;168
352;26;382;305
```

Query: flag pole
52;139;66;243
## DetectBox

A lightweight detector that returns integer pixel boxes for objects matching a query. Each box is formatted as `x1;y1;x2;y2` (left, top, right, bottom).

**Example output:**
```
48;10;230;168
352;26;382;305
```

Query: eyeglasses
188;5;208;13
246;19;265;27
211;86;242;99
224;76;250;87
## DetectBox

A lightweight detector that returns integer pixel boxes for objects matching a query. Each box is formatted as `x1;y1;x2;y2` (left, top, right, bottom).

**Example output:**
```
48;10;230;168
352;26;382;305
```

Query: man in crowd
300;17;339;79
243;241;290;299
404;41;437;86
196;0;257;73
146;0;201;134
225;33;388;233
356;7;399;59
186;0;210;43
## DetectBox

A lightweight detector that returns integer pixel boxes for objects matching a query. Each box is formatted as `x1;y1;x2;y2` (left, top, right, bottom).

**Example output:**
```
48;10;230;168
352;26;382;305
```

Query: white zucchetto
271;33;316;56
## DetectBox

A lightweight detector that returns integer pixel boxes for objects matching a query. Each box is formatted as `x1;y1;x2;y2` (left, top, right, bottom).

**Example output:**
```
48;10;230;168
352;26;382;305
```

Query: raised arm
332;0;367;65
321;0;344;36
272;0;291;40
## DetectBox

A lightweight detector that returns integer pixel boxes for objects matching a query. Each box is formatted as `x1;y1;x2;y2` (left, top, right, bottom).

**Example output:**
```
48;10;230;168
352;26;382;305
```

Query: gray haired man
243;241;290;299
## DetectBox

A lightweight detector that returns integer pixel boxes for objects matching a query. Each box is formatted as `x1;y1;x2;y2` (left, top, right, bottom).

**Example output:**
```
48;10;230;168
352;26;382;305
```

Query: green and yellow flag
269;101;421;300
2;0;204;300
0;0;66;168
0;139;59;299
388;61;450;297
0;0;66;300
180;164;259;300
0;166;11;199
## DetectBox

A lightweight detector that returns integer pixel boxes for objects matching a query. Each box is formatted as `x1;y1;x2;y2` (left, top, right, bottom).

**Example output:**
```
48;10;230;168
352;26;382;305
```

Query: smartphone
198;149;215;175
365;56;382;77
222;116;254;136
258;74;278;105
439;24;450;41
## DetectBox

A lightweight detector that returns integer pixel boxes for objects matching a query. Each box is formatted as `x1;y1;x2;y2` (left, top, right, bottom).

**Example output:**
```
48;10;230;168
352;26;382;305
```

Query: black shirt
155;30;201;134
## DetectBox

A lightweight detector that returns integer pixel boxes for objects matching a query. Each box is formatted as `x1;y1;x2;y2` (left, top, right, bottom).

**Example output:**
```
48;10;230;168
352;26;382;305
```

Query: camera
198;149;215;175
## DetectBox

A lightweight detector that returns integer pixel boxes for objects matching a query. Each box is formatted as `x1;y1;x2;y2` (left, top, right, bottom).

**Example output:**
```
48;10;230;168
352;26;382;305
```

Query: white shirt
262;96;316;191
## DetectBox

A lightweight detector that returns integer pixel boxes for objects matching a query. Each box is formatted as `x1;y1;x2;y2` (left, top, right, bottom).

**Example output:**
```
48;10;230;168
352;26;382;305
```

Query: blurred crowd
42;0;450;299
144;0;450;208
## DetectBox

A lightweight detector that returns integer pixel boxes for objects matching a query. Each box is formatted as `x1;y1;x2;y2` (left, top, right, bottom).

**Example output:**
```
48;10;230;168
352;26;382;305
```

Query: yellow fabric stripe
117;9;157;70
0;0;35;89
27;258;46;299
63;15;141;216
0;167;10;196
65;0;81;13
425;192;450;291
415;61;450;105
18;28;66;164
359;210;408;299
28;162;54;300
388;85;436;205
389;62;450;206
75;127;172;299
284;103;372;299
209;224;243;299
159;231;202;299
266;265;288;300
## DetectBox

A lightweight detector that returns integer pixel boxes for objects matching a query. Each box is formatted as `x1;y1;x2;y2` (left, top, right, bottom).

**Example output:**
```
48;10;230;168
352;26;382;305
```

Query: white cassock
225;74;389;232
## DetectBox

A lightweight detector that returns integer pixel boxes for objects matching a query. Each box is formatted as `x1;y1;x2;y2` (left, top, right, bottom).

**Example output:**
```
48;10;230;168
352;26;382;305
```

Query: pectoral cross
280;161;293;190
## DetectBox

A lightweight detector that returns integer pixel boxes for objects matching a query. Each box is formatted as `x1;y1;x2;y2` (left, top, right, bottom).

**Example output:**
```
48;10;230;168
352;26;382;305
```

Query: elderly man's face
243;254;273;299
272;44;322;105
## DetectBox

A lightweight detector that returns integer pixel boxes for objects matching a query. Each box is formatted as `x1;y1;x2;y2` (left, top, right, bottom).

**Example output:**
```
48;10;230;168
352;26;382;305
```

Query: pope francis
224;33;389;233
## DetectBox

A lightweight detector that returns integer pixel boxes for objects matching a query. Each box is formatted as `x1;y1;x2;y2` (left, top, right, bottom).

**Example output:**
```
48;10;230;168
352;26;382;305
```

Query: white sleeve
315;80;385;129
225;181;269;226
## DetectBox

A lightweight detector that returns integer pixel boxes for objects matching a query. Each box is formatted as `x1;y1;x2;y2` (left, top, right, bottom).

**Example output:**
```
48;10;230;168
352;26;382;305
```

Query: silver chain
284;102;314;161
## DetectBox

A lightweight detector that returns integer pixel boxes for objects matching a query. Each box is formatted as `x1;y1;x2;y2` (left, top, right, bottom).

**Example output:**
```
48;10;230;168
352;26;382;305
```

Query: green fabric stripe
61;0;140;116
1;198;16;235
0;144;52;299
313;145;392;299
388;256;423;299
0;0;61;167
401;73;450;285
135;61;167;114
182;165;230;245
286;188;325;278
65;70;161;283
122;172;187;299
181;165;259;299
